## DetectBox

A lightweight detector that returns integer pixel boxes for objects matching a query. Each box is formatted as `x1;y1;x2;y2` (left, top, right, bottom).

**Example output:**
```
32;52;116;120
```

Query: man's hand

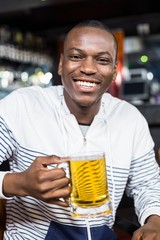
3;155;70;206
131;215;160;240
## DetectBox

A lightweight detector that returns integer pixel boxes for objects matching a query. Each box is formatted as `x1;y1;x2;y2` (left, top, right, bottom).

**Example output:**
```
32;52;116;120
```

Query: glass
68;151;111;218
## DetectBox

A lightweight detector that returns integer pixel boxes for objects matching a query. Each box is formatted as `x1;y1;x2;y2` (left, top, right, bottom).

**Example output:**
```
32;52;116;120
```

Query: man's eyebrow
65;48;112;56
65;47;82;52
97;51;112;57
64;48;114;61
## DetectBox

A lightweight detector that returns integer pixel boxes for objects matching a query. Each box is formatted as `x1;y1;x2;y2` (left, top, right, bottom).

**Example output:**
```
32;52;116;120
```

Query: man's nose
80;57;97;74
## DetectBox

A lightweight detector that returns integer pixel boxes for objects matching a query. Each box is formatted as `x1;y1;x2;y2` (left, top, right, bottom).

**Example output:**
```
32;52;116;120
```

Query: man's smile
76;81;97;87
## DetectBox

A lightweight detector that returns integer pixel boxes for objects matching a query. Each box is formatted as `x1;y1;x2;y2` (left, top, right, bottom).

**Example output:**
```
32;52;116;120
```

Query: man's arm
2;155;70;206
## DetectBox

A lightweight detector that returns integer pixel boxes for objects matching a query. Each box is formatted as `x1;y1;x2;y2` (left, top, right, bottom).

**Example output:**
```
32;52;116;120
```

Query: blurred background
0;1;160;231
0;0;160;105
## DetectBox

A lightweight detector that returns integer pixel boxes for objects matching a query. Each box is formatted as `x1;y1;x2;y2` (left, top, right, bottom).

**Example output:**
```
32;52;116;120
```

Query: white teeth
77;81;96;87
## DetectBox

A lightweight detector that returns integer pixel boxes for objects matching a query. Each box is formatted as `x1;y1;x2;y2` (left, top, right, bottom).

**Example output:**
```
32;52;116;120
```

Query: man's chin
76;100;97;108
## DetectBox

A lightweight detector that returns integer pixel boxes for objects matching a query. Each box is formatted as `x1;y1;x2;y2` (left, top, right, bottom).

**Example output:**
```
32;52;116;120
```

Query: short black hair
73;19;113;34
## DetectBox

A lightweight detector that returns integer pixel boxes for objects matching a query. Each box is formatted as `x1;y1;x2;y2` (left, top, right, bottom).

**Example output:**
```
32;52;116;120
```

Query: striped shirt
0;85;160;240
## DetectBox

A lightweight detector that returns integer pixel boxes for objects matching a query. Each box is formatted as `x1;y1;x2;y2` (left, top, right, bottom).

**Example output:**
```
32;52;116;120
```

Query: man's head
58;19;118;113
63;20;118;62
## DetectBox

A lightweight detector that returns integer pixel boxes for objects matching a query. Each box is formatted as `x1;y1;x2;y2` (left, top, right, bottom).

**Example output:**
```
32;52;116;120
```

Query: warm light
147;72;154;80
21;72;29;82
1;78;9;88
40;72;52;85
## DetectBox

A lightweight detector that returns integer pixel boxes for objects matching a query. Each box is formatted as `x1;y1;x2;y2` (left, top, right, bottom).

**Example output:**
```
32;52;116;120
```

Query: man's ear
58;54;63;76
112;61;118;81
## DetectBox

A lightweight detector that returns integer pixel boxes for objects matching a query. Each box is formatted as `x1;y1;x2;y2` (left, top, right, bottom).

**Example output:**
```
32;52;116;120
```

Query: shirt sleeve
123;107;160;225
0;117;18;199
0;171;12;199
126;149;160;225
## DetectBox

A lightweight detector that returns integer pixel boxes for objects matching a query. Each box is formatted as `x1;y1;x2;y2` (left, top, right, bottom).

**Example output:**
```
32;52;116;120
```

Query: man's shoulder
6;85;63;103
103;92;138;110
102;92;144;120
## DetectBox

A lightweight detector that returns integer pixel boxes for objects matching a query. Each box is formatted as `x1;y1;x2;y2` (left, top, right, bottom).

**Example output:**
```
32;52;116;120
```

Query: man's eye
69;55;83;61
97;58;110;64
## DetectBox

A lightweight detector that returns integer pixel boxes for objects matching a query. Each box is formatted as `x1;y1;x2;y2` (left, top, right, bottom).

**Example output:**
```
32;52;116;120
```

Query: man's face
58;26;117;108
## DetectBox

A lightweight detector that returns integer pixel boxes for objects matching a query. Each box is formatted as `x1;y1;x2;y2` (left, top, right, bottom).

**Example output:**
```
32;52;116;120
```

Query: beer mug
68;151;111;218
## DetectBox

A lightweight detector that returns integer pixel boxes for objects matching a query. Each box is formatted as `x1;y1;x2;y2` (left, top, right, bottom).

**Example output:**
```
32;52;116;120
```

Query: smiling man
58;23;118;125
0;19;160;240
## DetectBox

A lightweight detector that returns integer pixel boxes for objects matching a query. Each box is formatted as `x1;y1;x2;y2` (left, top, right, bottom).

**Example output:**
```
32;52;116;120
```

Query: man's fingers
36;155;69;168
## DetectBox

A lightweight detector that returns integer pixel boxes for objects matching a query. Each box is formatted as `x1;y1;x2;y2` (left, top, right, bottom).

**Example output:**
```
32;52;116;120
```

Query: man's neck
63;90;101;125
68;102;100;125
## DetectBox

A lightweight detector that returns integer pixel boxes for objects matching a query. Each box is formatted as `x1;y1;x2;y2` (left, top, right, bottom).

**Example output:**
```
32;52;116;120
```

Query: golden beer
69;152;111;218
